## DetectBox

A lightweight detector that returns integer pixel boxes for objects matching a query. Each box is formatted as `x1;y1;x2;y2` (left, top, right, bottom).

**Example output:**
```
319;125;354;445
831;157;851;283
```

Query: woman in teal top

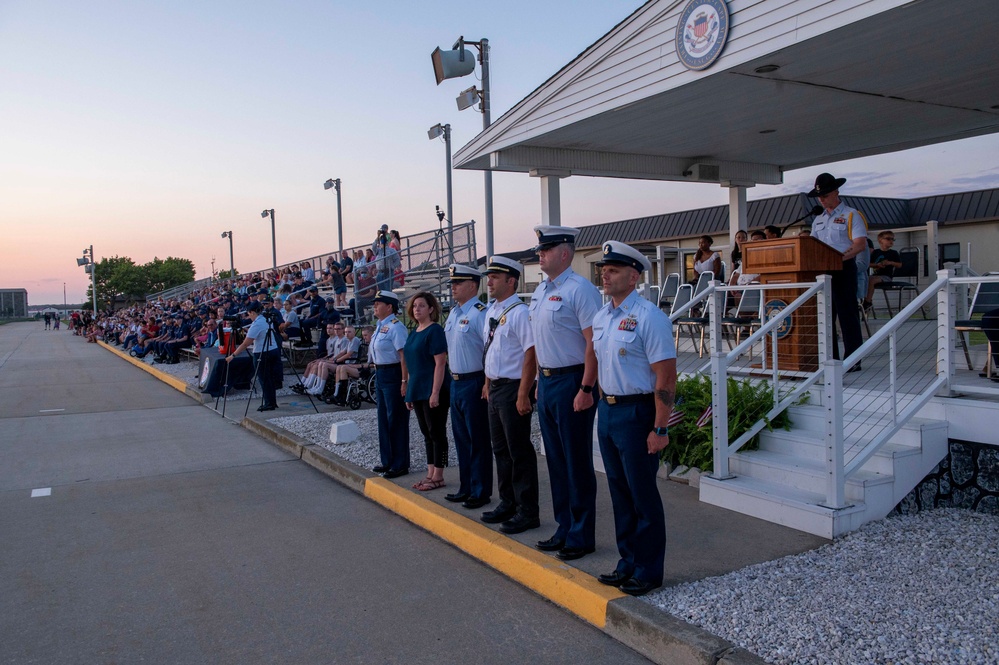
404;291;451;491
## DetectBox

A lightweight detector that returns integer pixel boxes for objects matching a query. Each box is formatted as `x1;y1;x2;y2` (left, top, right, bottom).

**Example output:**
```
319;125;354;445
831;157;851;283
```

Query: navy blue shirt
403;323;449;402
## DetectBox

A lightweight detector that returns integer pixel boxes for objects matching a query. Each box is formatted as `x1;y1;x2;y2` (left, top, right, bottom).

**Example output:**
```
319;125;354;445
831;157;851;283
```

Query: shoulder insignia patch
474;302;486;311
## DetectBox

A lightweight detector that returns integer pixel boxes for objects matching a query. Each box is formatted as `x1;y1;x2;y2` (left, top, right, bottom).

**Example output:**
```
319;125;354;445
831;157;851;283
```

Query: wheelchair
322;365;377;409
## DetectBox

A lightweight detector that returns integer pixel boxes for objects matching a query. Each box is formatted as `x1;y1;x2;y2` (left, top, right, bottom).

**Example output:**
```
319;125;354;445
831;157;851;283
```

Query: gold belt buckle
452;373;460;381
542;368;552;377
606;395;617;405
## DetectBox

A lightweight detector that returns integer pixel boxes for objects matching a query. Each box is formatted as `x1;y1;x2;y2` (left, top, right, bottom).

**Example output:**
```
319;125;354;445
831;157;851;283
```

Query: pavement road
0;322;649;664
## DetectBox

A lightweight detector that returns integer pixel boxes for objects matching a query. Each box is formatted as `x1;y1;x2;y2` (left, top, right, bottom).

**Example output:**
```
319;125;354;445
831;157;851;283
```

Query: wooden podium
741;236;843;371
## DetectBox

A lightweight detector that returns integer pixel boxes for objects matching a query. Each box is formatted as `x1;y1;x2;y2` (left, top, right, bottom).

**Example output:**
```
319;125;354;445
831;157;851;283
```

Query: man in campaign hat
808;172;867;368
442;264;493;509
529;226;602;560
480;256;540;534
589;240;676;596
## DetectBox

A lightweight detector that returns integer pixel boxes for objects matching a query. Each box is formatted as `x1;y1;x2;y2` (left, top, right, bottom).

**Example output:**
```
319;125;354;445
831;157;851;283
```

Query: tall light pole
428;123;453;262
431;36;493;258
221;231;234;277
261;209;276;269
323;178;343;254
77;246;97;315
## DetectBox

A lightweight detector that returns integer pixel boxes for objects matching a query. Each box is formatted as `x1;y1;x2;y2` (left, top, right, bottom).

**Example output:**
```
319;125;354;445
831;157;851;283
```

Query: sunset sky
3;0;997;306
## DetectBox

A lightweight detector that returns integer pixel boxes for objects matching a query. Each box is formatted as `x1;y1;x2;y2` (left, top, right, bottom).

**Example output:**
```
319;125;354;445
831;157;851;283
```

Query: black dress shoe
556;546;595;561
480;504;516;524
499;514;541;534
257;404;277;412
373;465;388;473
847;363;862;373
381;468;409;479
619;577;661;597
535;536;565;552
444;492;470;503
598;570;632;587
462;496;490;509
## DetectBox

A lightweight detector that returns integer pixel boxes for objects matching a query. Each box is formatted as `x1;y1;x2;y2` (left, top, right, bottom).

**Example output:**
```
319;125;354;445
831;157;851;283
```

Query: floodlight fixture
427;123;445;140
260;209;270;219
430;35;494;256
76;257;89;266
456;86;480;112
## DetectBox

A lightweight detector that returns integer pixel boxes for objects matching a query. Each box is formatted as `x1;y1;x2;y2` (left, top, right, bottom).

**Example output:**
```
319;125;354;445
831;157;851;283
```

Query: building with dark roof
0;289;28;318
519;187;999;290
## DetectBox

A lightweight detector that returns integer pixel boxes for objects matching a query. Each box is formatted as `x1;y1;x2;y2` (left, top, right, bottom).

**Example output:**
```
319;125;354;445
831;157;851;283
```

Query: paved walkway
70;326;827;663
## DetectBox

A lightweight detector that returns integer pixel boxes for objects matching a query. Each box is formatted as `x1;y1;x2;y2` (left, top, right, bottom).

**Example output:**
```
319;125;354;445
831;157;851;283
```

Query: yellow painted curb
364;477;624;628
98;341;190;394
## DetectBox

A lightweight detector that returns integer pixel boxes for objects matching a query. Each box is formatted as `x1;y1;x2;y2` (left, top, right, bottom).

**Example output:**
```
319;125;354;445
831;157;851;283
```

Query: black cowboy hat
807;173;846;198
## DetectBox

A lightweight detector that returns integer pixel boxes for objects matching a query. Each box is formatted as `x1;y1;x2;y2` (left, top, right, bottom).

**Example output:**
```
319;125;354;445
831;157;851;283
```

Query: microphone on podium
779;205;823;237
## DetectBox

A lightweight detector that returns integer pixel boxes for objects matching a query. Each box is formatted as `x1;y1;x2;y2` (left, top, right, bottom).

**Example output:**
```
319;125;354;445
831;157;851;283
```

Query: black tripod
240;315;318;418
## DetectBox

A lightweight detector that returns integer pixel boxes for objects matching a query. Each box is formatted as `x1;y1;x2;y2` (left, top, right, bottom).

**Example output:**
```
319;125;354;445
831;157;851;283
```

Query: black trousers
253;348;282;407
487;379;538;519
831;258;863;360
412;398;450;468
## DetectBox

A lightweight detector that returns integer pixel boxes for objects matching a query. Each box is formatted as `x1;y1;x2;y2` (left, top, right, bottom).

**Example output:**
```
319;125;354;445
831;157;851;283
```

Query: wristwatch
652;426;669;437
580;384;593;394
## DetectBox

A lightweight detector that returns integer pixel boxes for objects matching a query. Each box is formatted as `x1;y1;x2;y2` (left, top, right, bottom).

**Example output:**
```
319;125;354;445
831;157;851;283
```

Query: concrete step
728;449;893;502
699;475;866;539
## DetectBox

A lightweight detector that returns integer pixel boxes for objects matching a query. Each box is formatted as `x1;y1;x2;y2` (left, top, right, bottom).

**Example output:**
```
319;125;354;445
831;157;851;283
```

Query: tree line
87;256;196;310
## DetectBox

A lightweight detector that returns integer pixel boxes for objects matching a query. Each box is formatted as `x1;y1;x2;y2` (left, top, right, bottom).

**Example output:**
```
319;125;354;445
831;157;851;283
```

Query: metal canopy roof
454;0;999;185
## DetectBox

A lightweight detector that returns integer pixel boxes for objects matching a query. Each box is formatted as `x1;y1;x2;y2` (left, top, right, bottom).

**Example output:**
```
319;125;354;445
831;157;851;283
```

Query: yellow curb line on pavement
364;476;624;628
98;341;190;394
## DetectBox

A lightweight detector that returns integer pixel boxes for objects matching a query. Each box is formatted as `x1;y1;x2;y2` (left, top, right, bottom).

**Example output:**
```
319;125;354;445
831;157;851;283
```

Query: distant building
0;289;28;318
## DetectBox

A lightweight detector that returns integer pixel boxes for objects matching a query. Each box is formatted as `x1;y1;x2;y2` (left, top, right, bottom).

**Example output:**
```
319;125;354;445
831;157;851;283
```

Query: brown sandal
412;476;433;489
416;478;446;492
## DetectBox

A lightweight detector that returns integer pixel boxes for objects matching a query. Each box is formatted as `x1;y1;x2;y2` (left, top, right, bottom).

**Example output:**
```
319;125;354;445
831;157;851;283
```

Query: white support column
936;268;954;396
723;182;752;270
531;169;570;227
927;220;939;278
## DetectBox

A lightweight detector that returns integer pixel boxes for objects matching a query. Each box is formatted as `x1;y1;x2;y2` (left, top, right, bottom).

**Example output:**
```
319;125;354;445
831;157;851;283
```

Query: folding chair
658;273;680;312
672;284;708;357
873;247;925;318
955;278;999;372
722;286;762;357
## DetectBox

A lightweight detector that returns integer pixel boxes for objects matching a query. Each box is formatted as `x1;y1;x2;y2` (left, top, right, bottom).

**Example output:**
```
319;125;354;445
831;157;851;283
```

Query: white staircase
700;395;949;539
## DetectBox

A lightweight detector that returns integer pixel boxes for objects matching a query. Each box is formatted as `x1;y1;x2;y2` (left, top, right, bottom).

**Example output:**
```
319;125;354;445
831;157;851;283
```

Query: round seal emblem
199;356;213;389
675;0;730;71
764;299;793;340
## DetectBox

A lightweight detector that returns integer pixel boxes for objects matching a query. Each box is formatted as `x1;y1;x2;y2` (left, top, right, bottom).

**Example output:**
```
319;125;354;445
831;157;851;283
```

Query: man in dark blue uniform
315;298;342;358
443;264;492;509
589;241;677;597
528;226;602;561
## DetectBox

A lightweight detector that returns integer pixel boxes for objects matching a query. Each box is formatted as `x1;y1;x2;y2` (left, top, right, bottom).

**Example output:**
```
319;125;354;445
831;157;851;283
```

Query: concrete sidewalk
99;340;826;665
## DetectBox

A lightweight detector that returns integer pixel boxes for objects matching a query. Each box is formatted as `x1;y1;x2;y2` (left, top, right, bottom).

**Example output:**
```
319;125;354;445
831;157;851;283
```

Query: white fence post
936;269;954;396
816;275;833;364
709;284;731;478
823;359;847;508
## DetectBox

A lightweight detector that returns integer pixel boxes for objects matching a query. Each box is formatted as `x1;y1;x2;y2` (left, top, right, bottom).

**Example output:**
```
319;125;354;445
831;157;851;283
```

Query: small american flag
667;409;685;427
695;405;713;429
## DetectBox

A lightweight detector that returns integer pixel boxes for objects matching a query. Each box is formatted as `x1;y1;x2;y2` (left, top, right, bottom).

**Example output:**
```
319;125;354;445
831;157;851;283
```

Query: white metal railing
705;269;998;510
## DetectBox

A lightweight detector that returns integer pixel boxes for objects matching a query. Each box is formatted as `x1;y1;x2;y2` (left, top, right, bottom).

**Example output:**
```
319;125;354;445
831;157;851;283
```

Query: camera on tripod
261;309;278;323
222;314;241;323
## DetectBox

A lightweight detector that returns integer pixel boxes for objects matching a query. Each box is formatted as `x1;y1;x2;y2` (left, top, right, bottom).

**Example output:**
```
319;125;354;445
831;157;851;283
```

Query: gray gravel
270;406;543;472
648;509;999;664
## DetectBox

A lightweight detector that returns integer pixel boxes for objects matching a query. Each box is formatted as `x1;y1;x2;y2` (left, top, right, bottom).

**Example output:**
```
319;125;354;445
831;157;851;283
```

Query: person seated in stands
691;235;721;285
315;298;342;357
159;313;193;364
279;299;300;342
292;323;340;395
328;326;373;405
340;250;354;285
293;324;361;396
350;266;378;322
298;286;325;347
301;261;315;283
863;231;901;312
